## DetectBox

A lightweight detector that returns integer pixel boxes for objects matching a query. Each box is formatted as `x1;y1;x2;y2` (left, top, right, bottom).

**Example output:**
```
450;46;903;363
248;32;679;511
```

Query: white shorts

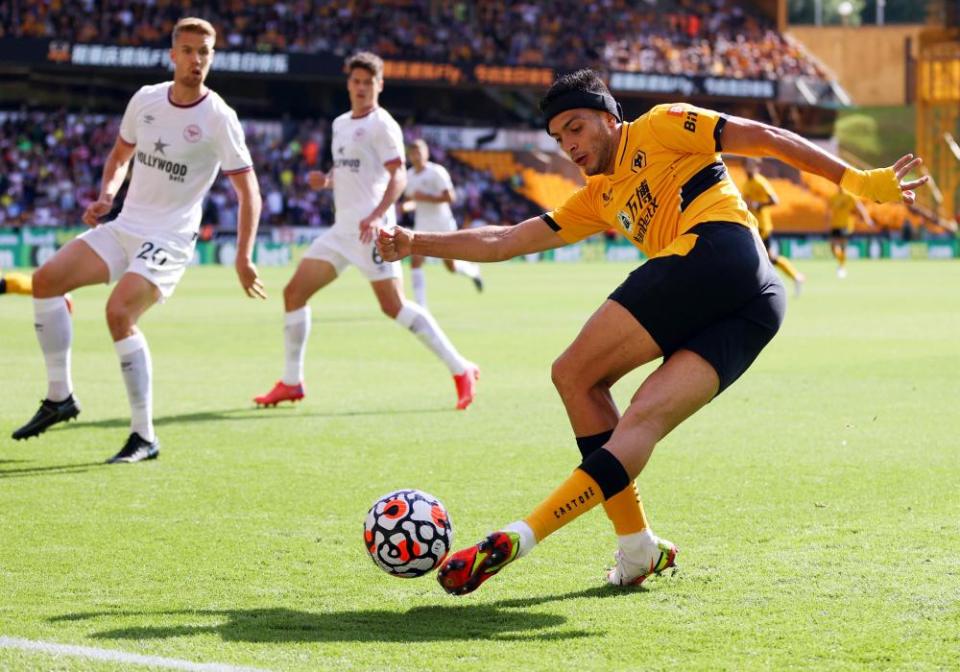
303;228;401;282
414;216;457;233
78;218;195;300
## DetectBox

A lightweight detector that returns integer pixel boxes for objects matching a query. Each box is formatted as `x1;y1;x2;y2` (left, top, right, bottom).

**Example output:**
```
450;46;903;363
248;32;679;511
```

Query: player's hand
235;257;266;299
377;225;413;262
892;154;928;205
307;171;329;190
358;214;382;244
82;195;114;227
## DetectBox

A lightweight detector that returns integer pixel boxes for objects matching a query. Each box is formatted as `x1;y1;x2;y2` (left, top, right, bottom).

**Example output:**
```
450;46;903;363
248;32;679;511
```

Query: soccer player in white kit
402;139;483;308
253;52;479;410
12;18;265;463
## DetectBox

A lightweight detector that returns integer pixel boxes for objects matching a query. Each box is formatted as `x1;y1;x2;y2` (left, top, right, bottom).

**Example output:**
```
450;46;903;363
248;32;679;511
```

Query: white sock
394;302;468;375
618;528;658;558
453;260;480;280
114;332;154;442
33;297;73;402
504;520;537;558
411;267;427;307
282;306;311;385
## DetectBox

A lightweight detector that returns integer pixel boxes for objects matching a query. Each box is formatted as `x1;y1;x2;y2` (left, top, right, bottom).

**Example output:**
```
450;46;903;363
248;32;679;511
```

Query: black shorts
830;227;849;239
609;222;786;394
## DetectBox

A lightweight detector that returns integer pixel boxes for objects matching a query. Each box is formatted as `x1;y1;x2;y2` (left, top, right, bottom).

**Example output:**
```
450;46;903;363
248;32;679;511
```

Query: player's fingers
892;154;914;173
901;190;916;205
895;156;922;180
901;176;927;190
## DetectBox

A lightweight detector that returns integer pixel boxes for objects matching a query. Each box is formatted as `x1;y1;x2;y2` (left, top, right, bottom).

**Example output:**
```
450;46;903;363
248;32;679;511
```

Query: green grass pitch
1;259;958;671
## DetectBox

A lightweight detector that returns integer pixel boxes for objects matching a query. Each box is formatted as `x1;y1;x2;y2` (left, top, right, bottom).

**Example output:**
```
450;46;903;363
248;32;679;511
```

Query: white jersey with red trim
116;81;252;237
406;161;456;231
330;106;404;233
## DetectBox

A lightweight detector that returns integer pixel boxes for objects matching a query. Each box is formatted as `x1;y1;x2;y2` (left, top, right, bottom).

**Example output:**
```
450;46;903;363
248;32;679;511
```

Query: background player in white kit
253;52;479;411
402;139;483;309
12;18;265;463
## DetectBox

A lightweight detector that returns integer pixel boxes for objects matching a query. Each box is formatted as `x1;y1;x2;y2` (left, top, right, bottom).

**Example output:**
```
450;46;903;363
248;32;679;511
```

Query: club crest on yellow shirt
631;150;646;173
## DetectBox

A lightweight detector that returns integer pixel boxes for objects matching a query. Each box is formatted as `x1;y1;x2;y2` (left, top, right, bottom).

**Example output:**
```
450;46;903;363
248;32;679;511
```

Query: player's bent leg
13;240;110;440
377;278;478;409
437;350;718;596
551;299;666;542
32;238;111;298
255;259;338;407
104;273;161;464
552;300;662;435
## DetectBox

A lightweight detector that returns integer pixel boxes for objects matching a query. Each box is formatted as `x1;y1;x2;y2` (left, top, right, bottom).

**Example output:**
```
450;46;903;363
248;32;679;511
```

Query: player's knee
551;355;582;398
380;299;402;320
282;281;304;310
104;301;134;337
31;266;57;298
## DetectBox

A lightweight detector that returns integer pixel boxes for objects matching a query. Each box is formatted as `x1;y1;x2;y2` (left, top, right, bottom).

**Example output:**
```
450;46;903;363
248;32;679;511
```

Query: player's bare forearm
370;165;407;220
722;118;846;182
410;217;565;262
722;116;928;204
99;142;135;199
230;170;262;261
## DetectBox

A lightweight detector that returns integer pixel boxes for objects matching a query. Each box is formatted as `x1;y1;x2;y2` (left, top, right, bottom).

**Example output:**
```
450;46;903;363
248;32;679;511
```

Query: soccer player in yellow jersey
377;69;925;595
741;158;805;295
826;184;874;278
0;269;32;297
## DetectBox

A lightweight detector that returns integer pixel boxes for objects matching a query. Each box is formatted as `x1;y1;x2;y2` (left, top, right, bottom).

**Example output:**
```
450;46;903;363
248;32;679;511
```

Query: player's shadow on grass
53;600;605;643
53;406;454;431
0;461;106;479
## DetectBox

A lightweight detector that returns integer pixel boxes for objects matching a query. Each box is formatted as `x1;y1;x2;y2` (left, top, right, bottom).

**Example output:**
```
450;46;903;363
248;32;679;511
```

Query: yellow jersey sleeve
542;181;607;244
646;103;727;155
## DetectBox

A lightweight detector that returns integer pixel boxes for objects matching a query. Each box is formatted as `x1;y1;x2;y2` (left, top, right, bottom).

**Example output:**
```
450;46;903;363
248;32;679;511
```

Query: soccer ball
363;489;453;578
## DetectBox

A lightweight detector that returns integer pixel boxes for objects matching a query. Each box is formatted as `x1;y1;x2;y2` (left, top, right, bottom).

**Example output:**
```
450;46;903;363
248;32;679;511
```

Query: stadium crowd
0;110;539;232
1;0;828;81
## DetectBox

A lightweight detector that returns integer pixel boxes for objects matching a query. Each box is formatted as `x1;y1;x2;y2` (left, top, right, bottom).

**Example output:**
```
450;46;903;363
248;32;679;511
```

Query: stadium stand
0;0;831;84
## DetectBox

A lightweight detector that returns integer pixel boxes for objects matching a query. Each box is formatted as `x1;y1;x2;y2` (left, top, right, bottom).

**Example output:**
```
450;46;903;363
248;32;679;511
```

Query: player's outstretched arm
81;138;136;226
721;117;928;205
228;169;266;299
377;216;566;263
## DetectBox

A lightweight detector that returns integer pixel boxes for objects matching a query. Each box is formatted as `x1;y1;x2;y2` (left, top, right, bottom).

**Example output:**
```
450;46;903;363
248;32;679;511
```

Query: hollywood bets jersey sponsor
543;103;753;259
406;161;456;229
117;82;252;237
330;107;404;233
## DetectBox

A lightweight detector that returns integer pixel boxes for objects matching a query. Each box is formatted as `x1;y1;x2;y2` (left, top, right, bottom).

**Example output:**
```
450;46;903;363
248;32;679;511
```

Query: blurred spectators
0;110;539;231
0;0;827;82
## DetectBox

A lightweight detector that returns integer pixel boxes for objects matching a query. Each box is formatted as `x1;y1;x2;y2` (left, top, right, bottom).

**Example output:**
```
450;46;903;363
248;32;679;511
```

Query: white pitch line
0;635;270;672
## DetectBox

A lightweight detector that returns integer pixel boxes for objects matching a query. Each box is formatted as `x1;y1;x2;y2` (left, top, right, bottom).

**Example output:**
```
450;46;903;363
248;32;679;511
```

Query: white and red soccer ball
363;489;453;578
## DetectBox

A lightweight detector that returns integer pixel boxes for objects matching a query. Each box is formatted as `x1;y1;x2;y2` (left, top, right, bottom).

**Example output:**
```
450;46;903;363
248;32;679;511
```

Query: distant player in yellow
826;184;874;278
378;69;925;595
741;158;805;295
0;270;32;296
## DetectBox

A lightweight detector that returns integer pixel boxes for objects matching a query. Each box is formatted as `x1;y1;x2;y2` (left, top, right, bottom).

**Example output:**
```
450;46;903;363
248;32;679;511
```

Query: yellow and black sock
524;447;631;542
576;430;647;535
